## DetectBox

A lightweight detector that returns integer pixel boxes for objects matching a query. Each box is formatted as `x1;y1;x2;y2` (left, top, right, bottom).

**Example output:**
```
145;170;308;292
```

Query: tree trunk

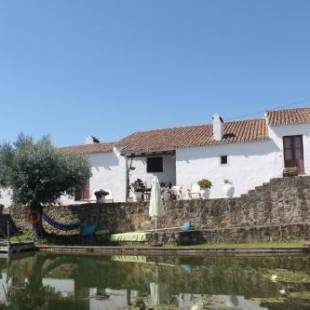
32;220;45;240
30;205;46;240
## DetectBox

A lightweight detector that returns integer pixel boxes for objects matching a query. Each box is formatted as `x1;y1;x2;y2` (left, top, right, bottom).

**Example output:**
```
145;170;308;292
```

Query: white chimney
212;113;224;141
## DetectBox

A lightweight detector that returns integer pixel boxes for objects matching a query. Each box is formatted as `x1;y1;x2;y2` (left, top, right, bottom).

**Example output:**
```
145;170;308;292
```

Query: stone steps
239;178;279;200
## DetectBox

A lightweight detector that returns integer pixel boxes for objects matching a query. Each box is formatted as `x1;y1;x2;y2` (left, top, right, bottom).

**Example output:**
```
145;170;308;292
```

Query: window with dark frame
220;155;228;165
147;157;163;173
283;135;304;174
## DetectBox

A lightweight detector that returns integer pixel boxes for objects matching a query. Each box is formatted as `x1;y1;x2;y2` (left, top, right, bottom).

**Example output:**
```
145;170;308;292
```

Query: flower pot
223;183;234;198
96;196;106;204
200;189;210;199
163;191;171;202
133;191;143;202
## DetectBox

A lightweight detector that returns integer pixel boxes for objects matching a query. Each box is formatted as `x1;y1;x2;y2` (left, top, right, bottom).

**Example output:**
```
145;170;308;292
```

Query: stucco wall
128;154;176;189
0;189;12;208
61;147;127;204
2;122;310;206
176;140;282;198
0;148;127;207
269;123;310;174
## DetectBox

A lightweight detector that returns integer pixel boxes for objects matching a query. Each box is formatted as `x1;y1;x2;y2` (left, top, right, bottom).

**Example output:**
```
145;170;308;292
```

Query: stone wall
9;176;310;242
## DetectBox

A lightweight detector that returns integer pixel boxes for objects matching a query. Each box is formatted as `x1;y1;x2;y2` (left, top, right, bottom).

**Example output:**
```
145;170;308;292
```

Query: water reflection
0;254;309;309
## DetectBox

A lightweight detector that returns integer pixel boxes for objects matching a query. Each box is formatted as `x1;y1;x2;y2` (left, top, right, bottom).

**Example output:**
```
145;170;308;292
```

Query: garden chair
188;183;201;200
171;186;183;200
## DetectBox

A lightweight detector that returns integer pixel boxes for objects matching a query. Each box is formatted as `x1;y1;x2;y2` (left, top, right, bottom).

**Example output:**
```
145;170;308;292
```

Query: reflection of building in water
4;254;308;310
177;294;268;310
0;270;277;310
0;272;11;304
42;277;142;310
0;268;273;310
39;266;270;310
89;288;137;310
42;278;75;297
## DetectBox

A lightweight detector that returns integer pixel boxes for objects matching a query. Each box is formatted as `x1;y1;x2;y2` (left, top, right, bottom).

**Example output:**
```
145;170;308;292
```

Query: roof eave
120;137;272;155
268;120;310;127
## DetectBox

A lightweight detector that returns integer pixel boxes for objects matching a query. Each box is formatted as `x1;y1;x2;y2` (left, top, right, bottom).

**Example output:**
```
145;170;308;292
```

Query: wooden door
75;179;90;201
283;135;305;174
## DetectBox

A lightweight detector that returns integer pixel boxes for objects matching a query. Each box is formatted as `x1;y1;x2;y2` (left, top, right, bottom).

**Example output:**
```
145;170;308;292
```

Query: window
220;155;228;165
147;157;163;173
283;135;304;174
75;179;90;201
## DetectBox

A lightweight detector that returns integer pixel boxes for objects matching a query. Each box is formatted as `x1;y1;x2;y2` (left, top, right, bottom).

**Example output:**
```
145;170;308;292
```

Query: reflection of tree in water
3;284;64;310
2;255;86;310
0;254;309;309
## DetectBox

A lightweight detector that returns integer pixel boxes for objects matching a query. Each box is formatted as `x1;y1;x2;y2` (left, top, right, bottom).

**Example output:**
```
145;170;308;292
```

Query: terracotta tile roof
57;142;115;154
267;107;310;127
56;107;310;155
119;118;269;154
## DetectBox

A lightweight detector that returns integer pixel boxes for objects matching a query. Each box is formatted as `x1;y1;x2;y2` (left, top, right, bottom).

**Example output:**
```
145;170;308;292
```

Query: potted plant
283;167;298;177
130;179;146;202
94;189;109;204
223;179;234;198
197;178;212;199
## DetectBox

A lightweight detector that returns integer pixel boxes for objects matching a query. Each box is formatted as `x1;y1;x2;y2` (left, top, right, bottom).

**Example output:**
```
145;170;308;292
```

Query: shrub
198;178;212;189
130;178;146;192
94;189;109;198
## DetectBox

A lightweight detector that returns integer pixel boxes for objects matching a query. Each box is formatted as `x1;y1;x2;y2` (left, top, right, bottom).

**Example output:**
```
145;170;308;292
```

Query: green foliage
10;232;32;242
0;134;91;206
263;269;310;284
130;178;146;192
197;178;212;189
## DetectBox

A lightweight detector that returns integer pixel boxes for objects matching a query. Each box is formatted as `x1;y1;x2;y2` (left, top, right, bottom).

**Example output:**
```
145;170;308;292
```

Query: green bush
198;178;212;189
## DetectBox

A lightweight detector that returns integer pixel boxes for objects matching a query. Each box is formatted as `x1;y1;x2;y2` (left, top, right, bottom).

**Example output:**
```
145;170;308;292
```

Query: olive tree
0;134;91;239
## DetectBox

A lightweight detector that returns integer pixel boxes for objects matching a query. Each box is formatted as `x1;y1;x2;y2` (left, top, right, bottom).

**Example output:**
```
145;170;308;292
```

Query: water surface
0;253;309;309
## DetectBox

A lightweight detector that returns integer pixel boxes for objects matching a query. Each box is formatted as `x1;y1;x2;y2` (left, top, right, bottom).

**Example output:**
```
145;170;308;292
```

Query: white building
1;107;310;206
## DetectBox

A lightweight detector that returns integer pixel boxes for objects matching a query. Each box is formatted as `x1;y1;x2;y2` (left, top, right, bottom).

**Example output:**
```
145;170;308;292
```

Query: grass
263;269;310;283
10;232;32;242
9;233;306;249
168;240;306;249
108;240;306;249
110;240;306;249
10;230;111;246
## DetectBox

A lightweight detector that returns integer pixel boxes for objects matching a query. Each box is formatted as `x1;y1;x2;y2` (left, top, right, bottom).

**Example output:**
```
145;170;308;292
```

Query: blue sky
1;0;310;146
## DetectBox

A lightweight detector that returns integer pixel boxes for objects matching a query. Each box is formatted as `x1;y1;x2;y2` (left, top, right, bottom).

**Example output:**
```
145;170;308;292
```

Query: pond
0;253;309;309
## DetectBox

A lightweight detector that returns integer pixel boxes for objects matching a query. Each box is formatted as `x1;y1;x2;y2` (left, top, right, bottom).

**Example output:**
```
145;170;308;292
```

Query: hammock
42;213;80;231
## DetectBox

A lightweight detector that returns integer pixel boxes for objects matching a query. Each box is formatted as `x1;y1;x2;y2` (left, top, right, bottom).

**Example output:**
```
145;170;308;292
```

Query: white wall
0;189;13;208
176;140;282;198
61;147;127;204
269;123;310;174
2;122;310;205
0;147;127;206
128;154;176;189
89;148;127;202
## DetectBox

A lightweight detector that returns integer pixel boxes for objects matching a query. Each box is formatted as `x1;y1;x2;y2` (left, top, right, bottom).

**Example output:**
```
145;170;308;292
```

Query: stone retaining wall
9;176;310;242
